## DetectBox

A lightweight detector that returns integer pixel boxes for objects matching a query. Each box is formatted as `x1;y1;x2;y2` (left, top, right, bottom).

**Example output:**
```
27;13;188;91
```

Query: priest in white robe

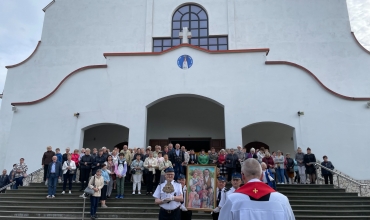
219;158;295;220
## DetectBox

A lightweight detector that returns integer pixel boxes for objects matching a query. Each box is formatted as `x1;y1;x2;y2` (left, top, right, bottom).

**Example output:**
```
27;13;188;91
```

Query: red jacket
218;154;226;164
71;153;79;166
262;156;274;169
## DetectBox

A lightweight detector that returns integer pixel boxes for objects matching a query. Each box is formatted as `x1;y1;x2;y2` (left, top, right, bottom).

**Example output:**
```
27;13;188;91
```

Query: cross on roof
179;27;192;44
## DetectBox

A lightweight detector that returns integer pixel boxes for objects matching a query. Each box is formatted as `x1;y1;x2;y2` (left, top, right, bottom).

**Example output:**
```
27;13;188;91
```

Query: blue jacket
321;161;335;175
56;153;63;163
47;161;63;178
264;169;276;190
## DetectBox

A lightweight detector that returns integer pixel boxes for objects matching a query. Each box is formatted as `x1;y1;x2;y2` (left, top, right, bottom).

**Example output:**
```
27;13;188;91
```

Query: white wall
83;124;129;150
242;122;296;158
146;96;225;144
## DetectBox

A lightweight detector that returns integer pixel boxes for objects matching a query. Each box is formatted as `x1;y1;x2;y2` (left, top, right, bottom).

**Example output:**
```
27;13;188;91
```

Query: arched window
153;4;228;52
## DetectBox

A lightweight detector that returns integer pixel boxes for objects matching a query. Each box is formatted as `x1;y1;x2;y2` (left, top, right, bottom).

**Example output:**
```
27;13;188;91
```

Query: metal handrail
315;162;367;196
0;168;43;191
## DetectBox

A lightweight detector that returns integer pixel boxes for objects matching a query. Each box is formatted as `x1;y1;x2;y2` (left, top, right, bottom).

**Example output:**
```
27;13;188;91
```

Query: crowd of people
0;143;335;220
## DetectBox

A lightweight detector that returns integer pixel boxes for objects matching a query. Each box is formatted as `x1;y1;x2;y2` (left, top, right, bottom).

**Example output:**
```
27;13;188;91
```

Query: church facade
0;0;369;179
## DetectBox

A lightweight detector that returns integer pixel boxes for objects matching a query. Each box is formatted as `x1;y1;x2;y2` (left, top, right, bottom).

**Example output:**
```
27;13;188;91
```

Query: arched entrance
146;94;225;152
242;122;296;156
82;123;129;151
244;141;270;152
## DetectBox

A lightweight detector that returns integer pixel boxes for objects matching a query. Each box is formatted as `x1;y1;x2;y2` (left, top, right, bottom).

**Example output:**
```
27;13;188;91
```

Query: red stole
235;181;276;199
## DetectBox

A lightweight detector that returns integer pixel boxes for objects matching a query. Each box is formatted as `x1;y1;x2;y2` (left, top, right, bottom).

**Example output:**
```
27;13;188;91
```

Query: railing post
359;185;362;196
337;175;340;188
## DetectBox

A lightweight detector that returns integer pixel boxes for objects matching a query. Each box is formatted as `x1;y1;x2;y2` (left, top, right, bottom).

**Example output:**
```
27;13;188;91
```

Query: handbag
84;177;95;195
268;174;275;181
131;169;136;174
67;161;76;174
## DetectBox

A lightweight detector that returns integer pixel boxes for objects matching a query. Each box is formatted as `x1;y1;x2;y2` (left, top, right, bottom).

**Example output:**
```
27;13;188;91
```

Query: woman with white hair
245;148;258;160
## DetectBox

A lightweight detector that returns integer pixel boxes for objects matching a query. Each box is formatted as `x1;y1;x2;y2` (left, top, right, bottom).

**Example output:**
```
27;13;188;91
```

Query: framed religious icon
186;165;217;211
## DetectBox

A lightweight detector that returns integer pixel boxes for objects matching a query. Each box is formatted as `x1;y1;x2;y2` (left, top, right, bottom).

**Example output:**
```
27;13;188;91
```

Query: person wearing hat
177;174;193;220
217;172;242;212
211;176;226;220
219;159;295;220
153;167;183;220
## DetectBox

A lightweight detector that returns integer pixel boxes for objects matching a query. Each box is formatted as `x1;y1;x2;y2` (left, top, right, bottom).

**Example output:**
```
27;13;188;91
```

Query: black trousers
146;172;154;193
158;207;180;220
212;212;219;220
181;210;192;220
125;165;131;182
80;168;91;190
155;170;161;187
63;173;73;191
323;174;333;184
43;164;49;181
227;167;235;182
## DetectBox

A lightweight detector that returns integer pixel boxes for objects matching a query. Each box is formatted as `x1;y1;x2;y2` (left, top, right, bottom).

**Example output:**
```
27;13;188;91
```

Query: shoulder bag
84;176;95;195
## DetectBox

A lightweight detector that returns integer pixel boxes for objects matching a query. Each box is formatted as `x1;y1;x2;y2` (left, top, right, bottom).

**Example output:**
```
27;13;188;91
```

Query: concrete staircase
278;184;370;220
0;182;370;219
0;183;210;220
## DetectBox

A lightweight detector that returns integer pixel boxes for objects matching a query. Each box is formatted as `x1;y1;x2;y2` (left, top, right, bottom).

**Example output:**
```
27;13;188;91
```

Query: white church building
0;0;369;180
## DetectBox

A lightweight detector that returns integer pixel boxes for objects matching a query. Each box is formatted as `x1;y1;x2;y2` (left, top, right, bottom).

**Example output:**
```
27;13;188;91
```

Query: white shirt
262;170;268;183
153;180;183;210
219;179;295;220
219;187;236;208
62;160;76;174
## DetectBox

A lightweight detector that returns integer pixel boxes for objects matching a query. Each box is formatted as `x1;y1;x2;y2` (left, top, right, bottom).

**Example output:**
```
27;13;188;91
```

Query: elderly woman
257;147;265;163
131;154;144;194
260;162;276;189
144;151;158;195
304;148;317;184
62;154;76;194
285;153;295;184
105;155;115;198
159;154;172;184
274;150;285;184
245;148;258;160
218;149;227;177
321;155;335;184
88;169;104;220
71;149;79;183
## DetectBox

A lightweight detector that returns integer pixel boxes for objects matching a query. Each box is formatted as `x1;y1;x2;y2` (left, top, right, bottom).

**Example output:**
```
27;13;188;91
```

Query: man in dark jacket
42;146;55;182
93;149;106;175
169;143;185;181
46;156;63;198
321;155;335;185
225;149;238;182
79;148;94;191
0;169;10;193
62;147;71;164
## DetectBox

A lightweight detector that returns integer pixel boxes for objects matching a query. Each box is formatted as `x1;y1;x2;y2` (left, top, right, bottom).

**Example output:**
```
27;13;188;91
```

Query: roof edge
6;41;41;69
104;43;270;58
265;61;370;101
43;0;56;12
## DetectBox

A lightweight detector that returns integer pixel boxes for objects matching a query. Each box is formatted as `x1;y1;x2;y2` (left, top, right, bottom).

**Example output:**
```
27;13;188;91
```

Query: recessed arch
242;121;297;156
82;123;129;150
146;94;225;152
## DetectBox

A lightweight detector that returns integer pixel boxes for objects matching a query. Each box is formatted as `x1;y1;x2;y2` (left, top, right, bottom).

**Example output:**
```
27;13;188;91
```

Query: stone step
294;210;370;216
291;205;370;211
0;211;211;219
278;188;345;192
0;201;158;207
277;184;335;188
282;192;359;197
289;200;370;205
0;196;153;201
285;196;370;201
295;216;370;220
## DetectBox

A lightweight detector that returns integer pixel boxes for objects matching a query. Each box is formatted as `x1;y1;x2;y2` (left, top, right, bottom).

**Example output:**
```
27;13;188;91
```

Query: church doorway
82;123;129;151
146;95;225;152
242;122;296;156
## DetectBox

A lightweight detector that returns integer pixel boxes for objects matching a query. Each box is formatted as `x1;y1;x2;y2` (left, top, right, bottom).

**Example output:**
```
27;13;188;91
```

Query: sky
0;0;369;108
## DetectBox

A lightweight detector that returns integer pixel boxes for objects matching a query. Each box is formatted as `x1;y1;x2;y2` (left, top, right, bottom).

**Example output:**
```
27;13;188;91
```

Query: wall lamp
367;102;370;108
74;112;80;118
297;111;304;116
12;106;17;112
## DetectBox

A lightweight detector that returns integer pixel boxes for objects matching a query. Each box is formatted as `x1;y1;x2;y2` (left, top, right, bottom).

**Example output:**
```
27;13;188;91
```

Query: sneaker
101;204;108;208
281;183;285;184
115;195;120;199
138;192;141;195
46;195;51;199
132;192;135;195
119;195;124;199
69;191;72;194
90;215;95;220
52;195;55;198
79;194;87;198
61;191;65;194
